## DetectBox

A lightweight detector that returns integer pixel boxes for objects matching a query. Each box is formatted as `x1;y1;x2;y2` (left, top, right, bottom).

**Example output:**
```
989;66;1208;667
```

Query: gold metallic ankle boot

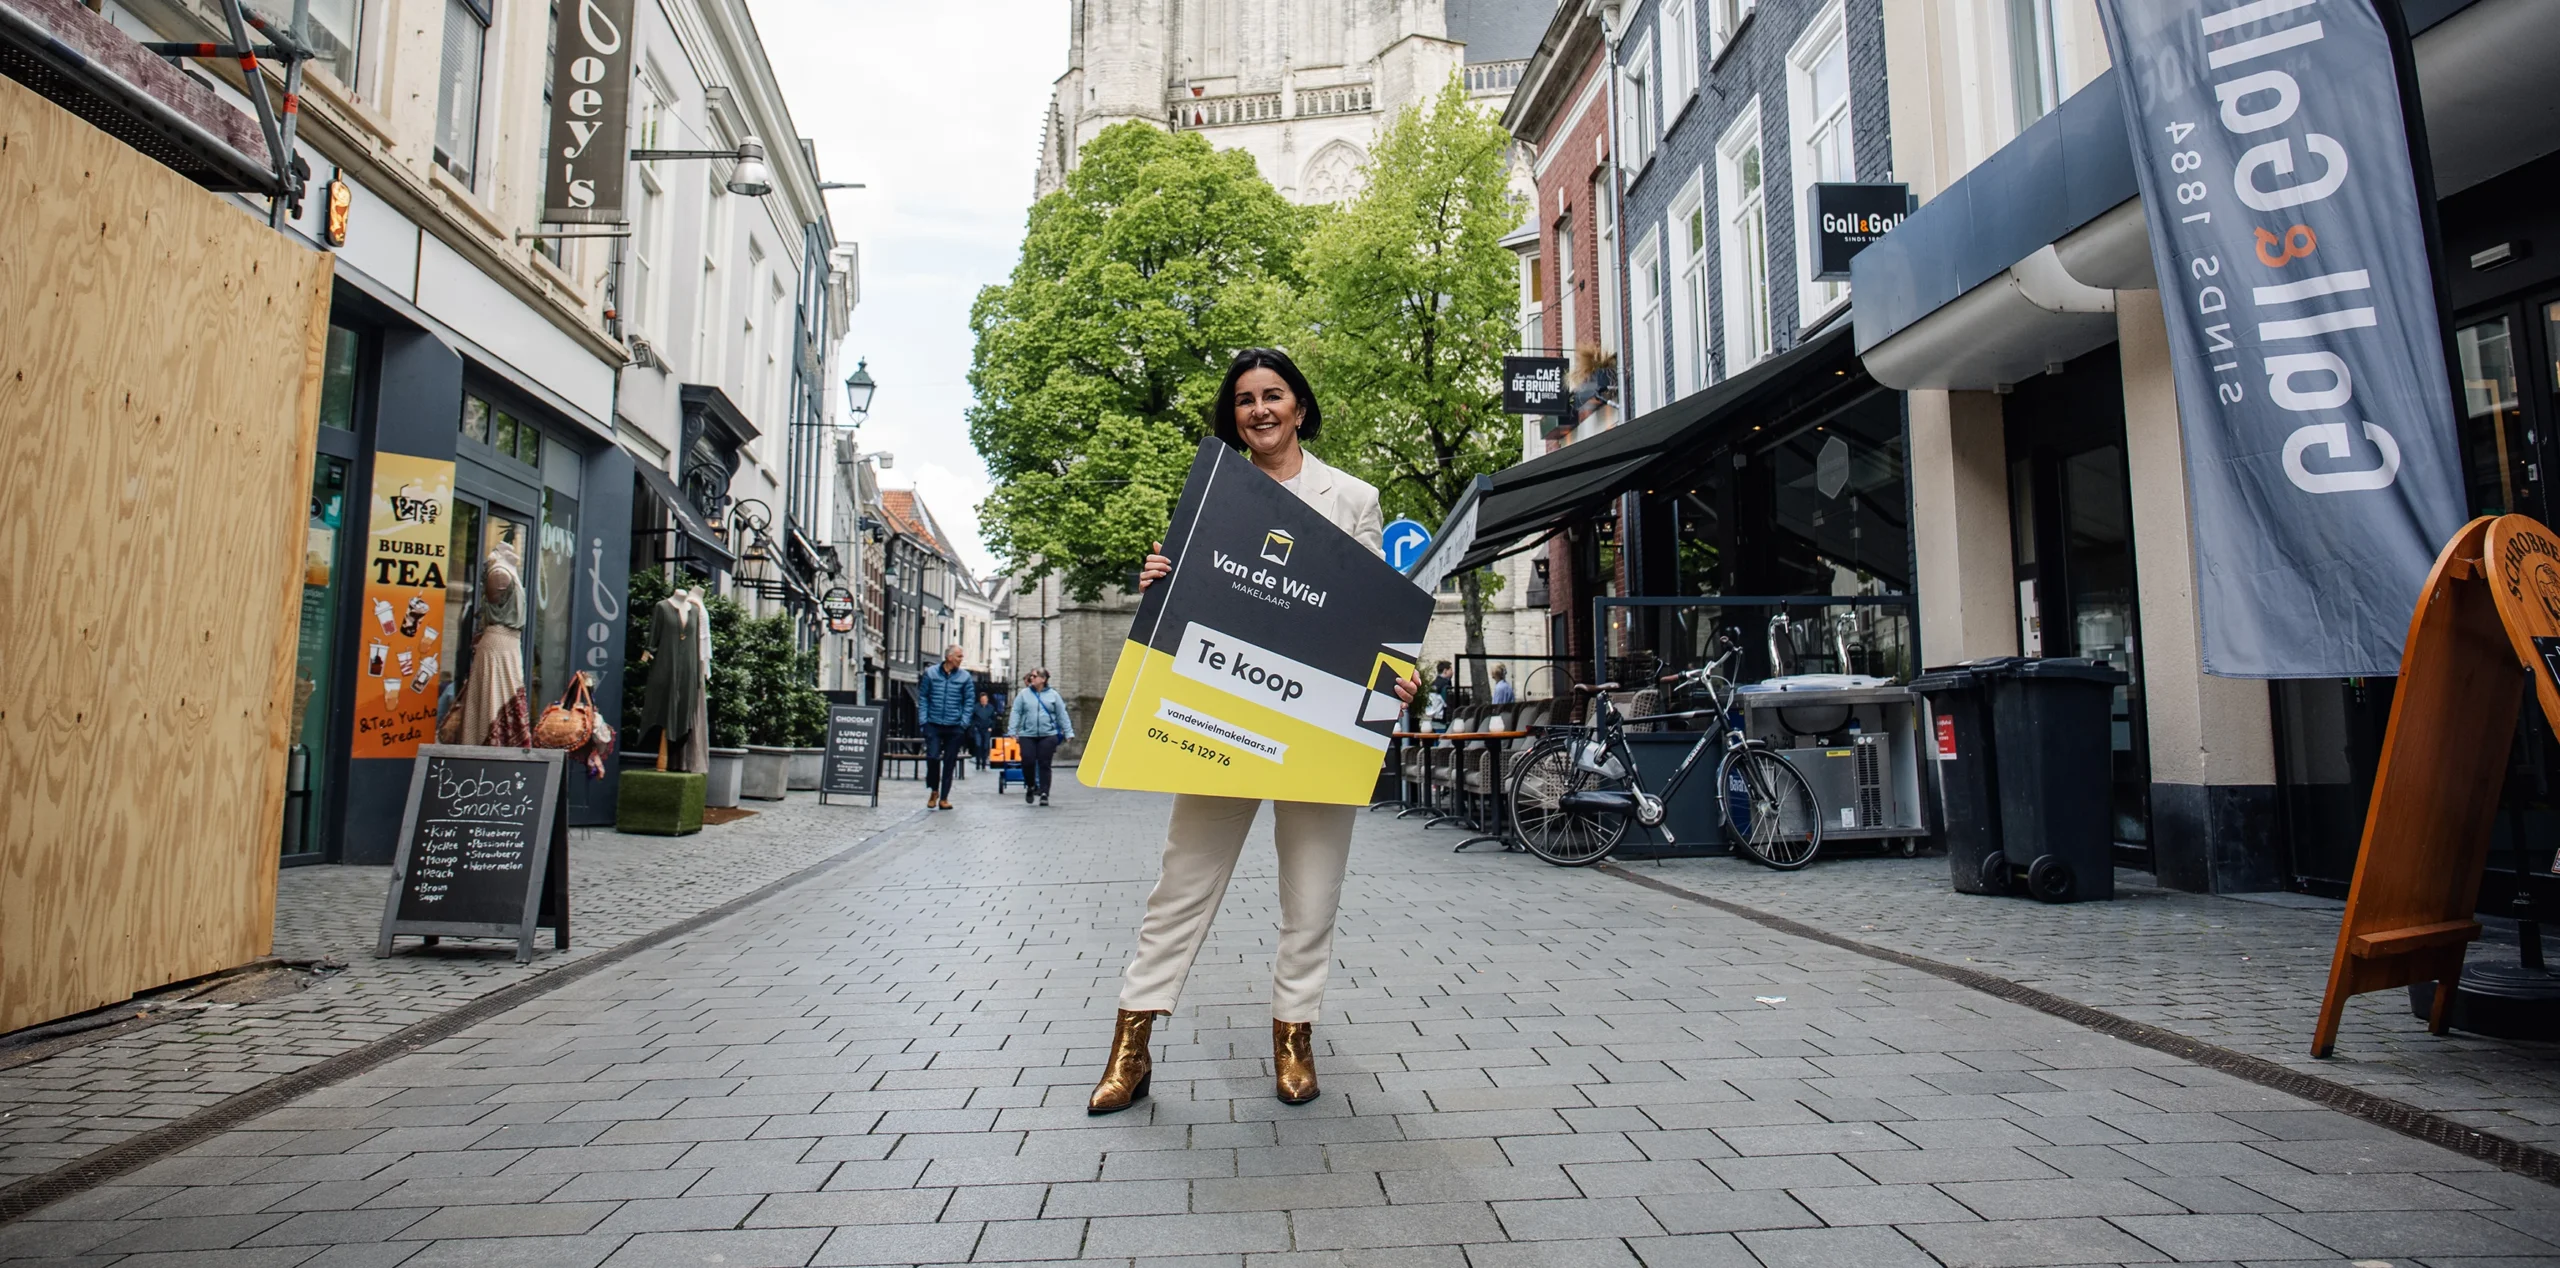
1087;1010;1161;1115
1273;1020;1319;1104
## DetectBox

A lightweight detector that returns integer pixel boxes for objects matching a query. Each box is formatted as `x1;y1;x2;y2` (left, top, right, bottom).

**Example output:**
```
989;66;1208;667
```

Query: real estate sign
1078;440;1432;805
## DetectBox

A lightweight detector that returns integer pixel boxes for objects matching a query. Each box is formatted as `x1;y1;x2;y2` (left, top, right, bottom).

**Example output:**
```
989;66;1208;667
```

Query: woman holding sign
1087;348;1419;1114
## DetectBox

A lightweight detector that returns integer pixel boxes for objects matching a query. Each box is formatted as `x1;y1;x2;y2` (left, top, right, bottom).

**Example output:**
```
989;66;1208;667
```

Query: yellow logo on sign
1261;529;1294;567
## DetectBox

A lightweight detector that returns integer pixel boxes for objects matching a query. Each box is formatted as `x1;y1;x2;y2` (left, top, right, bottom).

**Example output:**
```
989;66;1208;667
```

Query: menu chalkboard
820;704;884;806
376;746;570;963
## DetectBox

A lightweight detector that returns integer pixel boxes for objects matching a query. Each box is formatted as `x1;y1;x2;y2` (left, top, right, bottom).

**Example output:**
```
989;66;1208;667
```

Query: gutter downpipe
1593;2;1645;635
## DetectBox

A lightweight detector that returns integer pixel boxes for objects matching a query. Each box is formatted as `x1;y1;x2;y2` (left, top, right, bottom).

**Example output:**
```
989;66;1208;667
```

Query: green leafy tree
970;121;1311;600
1298;79;1525;695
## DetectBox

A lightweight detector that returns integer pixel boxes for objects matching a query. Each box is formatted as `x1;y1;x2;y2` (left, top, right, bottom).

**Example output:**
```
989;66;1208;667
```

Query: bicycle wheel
1720;748;1822;870
1507;737;1627;867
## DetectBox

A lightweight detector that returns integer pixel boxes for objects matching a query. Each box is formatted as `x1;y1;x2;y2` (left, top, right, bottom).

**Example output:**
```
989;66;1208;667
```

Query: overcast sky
748;0;1068;578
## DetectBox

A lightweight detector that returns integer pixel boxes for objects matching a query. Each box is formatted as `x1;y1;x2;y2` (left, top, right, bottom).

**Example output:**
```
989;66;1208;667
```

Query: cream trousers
1117;794;1356;1023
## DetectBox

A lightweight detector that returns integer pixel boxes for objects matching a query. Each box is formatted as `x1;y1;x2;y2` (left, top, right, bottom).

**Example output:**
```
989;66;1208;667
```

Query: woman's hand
1393;674;1421;705
1137;542;1172;591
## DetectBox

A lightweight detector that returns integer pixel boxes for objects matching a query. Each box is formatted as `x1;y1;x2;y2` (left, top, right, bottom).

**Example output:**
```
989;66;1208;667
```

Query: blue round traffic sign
1383;518;1433;572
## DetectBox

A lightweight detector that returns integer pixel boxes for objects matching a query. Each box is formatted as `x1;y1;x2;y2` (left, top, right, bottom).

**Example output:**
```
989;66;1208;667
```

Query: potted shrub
704;593;752;807
785;643;827;790
737;613;802;800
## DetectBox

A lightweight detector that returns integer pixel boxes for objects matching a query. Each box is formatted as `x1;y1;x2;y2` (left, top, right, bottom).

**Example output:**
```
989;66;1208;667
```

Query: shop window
318;325;361;430
537;489;578;705
433;0;491;188
1717;105;1771;370
460;393;542;469
288;453;352;860
2459;315;2528;516
307;0;363;87
1789;7;1853;319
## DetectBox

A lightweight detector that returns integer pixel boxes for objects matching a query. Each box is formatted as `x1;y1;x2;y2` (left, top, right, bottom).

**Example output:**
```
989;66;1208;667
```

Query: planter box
616;771;705;836
706;748;747;808
742;745;792;801
788;747;823;791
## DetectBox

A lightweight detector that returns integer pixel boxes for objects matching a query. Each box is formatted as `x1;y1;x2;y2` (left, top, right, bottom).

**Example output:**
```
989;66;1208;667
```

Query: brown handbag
533;672;598;750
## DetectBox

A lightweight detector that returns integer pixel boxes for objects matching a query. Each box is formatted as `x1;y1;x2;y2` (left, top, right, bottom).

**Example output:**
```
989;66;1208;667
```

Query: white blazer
1285;451;1386;559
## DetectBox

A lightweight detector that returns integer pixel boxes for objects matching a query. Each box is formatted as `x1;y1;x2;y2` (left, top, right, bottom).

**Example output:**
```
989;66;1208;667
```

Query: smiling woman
1088;347;1417;1118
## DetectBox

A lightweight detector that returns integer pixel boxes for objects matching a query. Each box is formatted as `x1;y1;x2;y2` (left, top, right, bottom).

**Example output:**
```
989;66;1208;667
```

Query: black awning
634;459;735;568
1444;323;1859;572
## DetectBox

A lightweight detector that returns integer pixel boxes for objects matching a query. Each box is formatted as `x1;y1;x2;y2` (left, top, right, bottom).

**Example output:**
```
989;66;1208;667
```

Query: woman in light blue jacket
1008;668;1073;807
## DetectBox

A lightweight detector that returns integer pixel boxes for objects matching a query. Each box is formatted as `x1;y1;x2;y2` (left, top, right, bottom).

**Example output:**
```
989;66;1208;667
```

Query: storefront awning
1434;323;1856;574
634;460;735;569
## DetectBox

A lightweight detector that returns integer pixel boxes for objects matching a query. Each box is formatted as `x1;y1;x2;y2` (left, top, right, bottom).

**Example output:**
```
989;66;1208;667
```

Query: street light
843;358;876;424
628;135;774;197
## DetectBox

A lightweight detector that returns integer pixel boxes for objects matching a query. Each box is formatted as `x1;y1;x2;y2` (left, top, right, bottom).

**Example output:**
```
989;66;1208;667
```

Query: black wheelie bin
1913;657;2126;903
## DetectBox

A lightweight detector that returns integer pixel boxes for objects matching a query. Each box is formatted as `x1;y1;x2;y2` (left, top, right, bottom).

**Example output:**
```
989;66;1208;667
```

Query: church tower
1037;0;1541;204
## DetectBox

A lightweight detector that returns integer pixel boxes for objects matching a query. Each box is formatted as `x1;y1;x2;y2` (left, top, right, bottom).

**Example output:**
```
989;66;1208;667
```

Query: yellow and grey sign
1079;440;1432;804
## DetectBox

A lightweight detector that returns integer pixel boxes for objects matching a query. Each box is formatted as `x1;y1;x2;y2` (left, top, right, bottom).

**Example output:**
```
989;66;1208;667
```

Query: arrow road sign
1384;518;1433;574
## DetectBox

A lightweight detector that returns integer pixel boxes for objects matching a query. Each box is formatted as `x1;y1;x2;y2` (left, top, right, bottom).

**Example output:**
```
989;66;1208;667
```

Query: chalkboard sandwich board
820;704;885;807
377;745;571;964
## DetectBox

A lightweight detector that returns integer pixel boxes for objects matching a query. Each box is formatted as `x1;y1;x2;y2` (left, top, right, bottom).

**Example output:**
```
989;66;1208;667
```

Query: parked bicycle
1507;639;1823;870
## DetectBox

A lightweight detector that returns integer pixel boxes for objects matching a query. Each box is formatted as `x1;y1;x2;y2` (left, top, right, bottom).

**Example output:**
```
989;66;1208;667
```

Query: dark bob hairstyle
1209;347;1323;450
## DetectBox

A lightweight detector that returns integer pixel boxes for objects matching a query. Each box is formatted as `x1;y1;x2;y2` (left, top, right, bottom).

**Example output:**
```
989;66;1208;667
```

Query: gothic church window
1301;141;1368;203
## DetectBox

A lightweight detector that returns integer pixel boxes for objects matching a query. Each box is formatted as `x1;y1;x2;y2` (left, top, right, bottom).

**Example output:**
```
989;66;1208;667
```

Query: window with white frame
630;67;672;334
306;0;363;87
698;180;729;377
1668;172;1712;398
1556;212;1577;353
2008;0;2060;130
432;0;490;187
1716;104;1772;370
1520;251;1544;352
1592;173;1620;358
1709;0;1755;59
1789;5;1853;319
1621;34;1657;172
1662;0;1698;112
1629;229;1664;418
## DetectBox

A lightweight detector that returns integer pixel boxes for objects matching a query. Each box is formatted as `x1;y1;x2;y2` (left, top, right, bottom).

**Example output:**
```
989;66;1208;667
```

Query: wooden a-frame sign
2314;514;2560;1056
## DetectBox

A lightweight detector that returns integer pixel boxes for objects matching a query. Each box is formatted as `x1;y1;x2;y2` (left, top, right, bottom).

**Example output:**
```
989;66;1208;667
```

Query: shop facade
1853;0;2560;892
285;203;637;864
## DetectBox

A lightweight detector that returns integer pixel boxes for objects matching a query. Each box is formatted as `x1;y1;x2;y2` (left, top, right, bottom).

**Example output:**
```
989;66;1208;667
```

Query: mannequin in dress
459;544;531;747
642;584;713;772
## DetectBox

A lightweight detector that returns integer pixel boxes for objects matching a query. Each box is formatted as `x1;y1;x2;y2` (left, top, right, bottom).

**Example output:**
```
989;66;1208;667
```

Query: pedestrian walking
1086;346;1418;1116
1009;669;1072;807
919;646;975;811
1490;662;1515;705
970;692;997;769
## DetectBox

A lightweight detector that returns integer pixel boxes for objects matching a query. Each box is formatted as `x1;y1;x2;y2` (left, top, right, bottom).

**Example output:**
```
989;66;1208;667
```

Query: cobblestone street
5;785;2560;1265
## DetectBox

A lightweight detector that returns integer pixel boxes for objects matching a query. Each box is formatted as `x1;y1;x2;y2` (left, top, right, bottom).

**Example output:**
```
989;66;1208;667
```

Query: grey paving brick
1901;1216;2170;1267
1289;1201;1502;1250
747;1187;950;1226
2269;1208;2560;1258
1084;1213;1292;1257
2108;1213;2335;1261
239;1209;432;1247
1459;1237;1643;1267
969;1218;1085;1262
1734;1224;1940;1268
1791;1182;1980;1226
603;1228;831;1268
1192;1172;1383;1212
1638;1189;1821;1235
1940;1178;2187;1221
590;1194;762;1233
1491;1195;1666;1240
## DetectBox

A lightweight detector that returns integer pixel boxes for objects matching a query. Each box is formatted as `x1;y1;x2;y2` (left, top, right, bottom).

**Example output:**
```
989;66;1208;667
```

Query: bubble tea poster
351;453;453;758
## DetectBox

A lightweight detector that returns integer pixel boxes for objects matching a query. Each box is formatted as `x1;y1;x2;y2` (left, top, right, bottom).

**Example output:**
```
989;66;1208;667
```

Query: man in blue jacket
919;645;976;810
